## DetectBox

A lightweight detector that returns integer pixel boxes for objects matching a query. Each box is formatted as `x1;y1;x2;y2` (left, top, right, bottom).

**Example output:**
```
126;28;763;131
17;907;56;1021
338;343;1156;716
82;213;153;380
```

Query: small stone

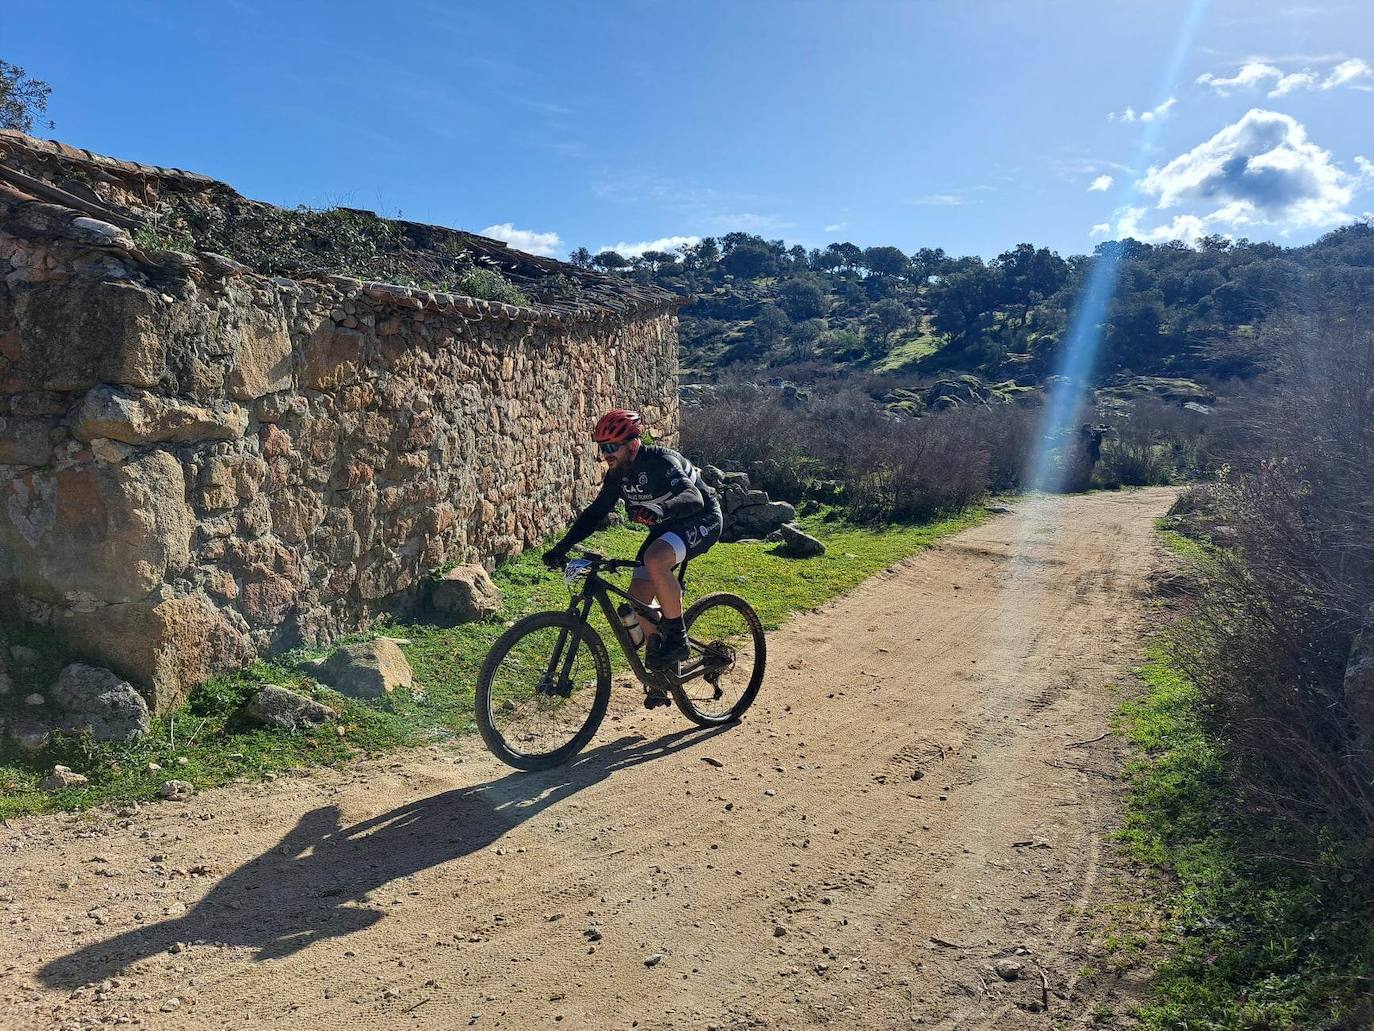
10;645;39;667
24;693;45;706
157;780;194;801
584;926;603;942
644;953;663;967
160;998;181;1012
773;925;787;937
169;942;187;954
994;958;1024;981
41;765;88;791
701;756;725;768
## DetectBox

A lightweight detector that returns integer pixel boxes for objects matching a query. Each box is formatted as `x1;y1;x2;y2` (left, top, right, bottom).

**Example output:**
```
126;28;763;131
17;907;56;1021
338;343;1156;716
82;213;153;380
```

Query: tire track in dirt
0;488;1174;1030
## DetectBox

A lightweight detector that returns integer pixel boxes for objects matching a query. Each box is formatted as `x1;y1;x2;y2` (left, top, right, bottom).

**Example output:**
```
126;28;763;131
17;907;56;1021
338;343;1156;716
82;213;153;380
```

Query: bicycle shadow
38;725;728;989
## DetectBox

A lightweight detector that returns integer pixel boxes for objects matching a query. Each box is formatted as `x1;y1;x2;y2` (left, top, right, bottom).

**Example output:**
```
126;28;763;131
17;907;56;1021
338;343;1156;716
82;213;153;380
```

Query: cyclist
543;409;723;678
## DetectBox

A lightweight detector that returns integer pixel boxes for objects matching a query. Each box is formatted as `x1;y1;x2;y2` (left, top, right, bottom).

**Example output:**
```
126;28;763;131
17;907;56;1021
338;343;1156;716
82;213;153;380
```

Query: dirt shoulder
0;488;1175;1030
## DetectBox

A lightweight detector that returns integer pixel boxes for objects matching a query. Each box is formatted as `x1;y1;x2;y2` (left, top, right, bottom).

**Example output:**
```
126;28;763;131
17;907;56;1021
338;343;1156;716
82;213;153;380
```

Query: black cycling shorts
633;511;723;574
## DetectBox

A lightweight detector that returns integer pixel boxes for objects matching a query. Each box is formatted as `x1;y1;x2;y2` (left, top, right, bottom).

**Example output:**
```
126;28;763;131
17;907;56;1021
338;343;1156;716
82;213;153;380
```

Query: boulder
729;500;797;540
430;564;503;622
1344;603;1374;741
776;523;826;558
40;765;88;792
314;639;413;699
243;684;335;731
49;663;151;742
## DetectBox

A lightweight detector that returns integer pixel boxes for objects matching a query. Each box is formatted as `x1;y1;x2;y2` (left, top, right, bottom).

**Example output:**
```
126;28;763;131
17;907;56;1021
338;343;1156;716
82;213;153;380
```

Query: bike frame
540;556;715;694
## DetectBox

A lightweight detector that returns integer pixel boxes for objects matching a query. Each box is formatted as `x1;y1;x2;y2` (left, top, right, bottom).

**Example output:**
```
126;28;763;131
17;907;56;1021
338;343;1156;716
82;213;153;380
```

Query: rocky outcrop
430;564;503;622
243;684;335;731
314;639;413;699
701;466;796;542
0;130;681;713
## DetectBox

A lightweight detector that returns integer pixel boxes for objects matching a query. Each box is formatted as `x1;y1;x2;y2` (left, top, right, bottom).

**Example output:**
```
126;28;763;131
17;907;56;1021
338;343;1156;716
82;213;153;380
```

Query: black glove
542;549;567;571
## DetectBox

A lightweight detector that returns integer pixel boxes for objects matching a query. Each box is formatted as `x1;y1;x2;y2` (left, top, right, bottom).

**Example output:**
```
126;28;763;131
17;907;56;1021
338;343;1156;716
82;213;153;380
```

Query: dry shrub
681;386;1035;521
1174;301;1374;854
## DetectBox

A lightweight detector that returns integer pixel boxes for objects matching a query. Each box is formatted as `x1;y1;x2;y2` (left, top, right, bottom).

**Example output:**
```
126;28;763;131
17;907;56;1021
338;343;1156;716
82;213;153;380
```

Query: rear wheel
476;612;611;770
671;593;766;726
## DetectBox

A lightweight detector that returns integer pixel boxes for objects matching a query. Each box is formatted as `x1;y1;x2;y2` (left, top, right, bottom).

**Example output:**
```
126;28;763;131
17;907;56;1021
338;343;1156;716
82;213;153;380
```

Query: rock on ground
49;663;151;742
314;639;413;699
157;779;194;800
777;523;826;558
40;765;88;791
243;684;335;731
430;564;503;622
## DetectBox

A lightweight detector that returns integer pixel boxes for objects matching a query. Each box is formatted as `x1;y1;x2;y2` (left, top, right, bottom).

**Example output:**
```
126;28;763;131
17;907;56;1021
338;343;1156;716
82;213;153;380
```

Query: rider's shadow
38;727;726;990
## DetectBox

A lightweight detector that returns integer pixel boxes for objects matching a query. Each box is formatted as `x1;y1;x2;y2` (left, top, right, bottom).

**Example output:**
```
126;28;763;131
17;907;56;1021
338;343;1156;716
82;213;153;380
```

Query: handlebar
572;548;639;572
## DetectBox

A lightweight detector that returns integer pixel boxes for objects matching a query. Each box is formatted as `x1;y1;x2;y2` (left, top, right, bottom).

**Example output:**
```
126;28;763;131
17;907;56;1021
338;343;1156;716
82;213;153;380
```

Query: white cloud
909;193;965;206
1089;222;1112;237
823;222;848;233
1197;56;1374;97
1270;71;1317;96
1117;109;1361;240
479;222;562;257
1108;97;1177;123
1323;57;1374;90
708;212;797;232
1196;62;1283;93
1089;175;1115;192
595;235;701;259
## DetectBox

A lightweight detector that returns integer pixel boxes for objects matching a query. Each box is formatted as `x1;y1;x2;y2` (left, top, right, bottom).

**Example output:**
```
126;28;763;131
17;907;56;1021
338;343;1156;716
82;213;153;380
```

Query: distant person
543;409;723;674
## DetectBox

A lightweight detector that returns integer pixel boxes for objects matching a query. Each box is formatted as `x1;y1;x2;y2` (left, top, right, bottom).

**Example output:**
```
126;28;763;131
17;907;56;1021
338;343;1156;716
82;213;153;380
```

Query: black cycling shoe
643;687;672;710
648;629;689;668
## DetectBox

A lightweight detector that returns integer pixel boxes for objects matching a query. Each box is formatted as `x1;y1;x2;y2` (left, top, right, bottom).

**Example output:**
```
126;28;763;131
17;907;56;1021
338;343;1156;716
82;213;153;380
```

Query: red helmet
593;409;642;444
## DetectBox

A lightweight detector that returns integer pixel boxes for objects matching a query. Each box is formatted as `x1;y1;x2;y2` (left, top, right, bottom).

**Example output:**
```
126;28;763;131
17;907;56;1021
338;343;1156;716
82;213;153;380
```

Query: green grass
0;507;984;819
1113;648;1374;1028
872;331;946;373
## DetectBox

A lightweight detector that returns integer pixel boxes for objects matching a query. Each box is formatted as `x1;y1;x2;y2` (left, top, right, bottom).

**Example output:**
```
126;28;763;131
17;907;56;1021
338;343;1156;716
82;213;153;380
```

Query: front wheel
671;593;766;726
476;612;611;770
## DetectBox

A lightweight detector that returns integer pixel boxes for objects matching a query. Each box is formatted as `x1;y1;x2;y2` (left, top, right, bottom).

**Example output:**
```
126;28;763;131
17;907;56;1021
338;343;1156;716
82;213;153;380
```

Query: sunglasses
597;441;624;454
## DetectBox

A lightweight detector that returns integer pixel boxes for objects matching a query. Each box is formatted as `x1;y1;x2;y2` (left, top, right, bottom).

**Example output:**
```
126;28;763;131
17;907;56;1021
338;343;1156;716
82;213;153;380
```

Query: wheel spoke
680;598;762;721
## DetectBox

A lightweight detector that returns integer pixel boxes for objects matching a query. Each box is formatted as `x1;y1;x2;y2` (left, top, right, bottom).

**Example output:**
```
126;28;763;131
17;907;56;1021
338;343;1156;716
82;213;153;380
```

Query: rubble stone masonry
0;155;679;712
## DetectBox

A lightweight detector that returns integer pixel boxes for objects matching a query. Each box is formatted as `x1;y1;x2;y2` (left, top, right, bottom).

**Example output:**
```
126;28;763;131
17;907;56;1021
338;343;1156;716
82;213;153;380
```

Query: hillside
577;226;1374;385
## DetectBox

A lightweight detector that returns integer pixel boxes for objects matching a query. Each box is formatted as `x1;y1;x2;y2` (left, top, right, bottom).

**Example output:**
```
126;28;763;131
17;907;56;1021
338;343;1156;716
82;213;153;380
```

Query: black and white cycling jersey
553;445;723;555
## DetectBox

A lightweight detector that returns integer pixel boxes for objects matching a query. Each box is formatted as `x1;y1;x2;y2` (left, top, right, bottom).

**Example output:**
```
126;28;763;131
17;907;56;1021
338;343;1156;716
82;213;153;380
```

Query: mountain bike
475;548;766;770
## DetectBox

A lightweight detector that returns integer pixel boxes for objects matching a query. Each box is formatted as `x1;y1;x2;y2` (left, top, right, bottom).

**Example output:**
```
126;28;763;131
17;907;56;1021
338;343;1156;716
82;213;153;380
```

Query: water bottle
617;602;656;648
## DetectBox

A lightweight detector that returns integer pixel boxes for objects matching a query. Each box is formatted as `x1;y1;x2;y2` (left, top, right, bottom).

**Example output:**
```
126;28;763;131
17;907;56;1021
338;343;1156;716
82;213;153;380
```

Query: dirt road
2;488;1175;1030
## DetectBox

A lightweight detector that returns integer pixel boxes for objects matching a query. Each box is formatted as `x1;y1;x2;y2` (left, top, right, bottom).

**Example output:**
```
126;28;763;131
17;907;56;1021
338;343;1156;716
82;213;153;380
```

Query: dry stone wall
0;191;679;713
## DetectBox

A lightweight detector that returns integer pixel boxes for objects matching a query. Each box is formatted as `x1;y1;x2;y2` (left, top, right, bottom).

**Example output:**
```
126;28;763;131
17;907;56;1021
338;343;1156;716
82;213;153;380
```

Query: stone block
776;522;826;558
302;324;365;390
226;309;294;400
0;450;192;604
56;594;253;713
0;415;54;465
72;385;247;444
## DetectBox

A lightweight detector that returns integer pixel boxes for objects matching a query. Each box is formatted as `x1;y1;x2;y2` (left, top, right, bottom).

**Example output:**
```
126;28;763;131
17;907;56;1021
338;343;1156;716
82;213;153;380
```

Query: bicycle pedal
643;690;672;710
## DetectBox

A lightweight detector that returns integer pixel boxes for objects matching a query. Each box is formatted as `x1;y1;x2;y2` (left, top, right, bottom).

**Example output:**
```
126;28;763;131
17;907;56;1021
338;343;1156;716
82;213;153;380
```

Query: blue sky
5;1;1373;260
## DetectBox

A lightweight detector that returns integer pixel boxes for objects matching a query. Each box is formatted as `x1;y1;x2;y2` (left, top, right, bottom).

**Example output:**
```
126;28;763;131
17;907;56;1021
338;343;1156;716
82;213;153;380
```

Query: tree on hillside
721;238;777;279
754;303;791;349
864;298;911;351
777;277;826;320
591;250;629;272
568;246;592;268
861;245;909;278
0;61;53;132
